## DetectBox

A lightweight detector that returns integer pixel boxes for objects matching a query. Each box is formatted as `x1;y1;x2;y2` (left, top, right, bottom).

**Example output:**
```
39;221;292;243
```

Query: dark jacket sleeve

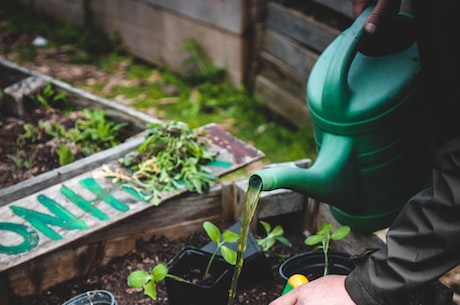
345;138;460;305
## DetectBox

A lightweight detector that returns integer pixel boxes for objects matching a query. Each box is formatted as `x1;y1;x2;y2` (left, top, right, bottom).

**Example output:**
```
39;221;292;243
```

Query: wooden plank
0;123;263;274
255;75;311;127
261;28;319;78
91;0;247;84
266;2;340;53
312;0;353;18
3;76;48;116
258;51;308;101
141;0;248;34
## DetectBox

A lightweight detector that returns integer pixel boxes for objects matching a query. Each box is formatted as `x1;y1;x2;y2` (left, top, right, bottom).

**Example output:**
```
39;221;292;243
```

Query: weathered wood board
0;123;263;273
142;0;249;34
254;1;342;125
93;0;247;84
265;2;340;54
22;0;251;85
255;75;311;127
312;0;353;18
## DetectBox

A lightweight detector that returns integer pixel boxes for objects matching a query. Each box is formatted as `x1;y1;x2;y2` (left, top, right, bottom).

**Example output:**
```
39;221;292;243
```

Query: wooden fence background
23;0;354;126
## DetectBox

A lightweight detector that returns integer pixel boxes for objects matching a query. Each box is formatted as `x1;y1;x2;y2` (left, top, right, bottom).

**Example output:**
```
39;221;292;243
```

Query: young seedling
127;263;185;301
127;221;239;300
202;220;239;278
256;220;292;252
304;222;351;276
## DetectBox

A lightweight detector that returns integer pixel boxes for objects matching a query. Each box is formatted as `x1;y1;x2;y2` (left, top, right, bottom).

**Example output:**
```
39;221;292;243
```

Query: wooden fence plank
92;0;246;84
255;75;311;127
142;0;248;34
258;51;307;101
312;0;353;18
266;2;340;53
261;29;319;77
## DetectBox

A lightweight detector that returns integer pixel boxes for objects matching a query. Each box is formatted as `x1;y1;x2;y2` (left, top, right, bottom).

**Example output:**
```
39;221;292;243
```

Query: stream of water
227;177;263;305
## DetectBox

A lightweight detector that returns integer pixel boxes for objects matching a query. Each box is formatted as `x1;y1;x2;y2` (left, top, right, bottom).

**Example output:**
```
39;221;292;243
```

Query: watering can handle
322;6;374;114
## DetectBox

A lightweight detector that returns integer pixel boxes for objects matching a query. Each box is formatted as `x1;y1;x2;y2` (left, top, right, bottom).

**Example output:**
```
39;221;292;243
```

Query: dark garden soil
0;105;129;190
10;220;310;305
0;107;80;189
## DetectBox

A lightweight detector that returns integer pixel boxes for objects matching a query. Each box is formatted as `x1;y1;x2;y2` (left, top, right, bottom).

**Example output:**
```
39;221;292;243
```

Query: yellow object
288;274;309;287
282;274;309;295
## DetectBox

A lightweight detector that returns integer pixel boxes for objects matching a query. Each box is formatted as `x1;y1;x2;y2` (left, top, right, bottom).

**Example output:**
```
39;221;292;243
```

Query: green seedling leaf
257;221;292;253
56;143;74;166
127;270;151;288
144;281;157;300
304;234;323;246
331;226;351;240
276;236;293;247
152;263;169;281
221;245;237;265
271;225;284;237
222;230;240;243
260;220;271;234
203;221;221;243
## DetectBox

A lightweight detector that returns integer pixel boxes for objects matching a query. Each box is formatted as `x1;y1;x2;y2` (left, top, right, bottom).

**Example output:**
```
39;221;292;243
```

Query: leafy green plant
256;220;292;252
127;263;185;301
202;221;239;277
74;108;128;153
29;82;68;110
17;123;40;147
304;222;351;276
8;153;32;170
100;120;219;205
127;221;239;300
56;142;75;166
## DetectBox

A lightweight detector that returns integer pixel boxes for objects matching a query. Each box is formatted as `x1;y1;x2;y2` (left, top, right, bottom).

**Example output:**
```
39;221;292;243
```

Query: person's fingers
351;0;374;18
363;0;401;34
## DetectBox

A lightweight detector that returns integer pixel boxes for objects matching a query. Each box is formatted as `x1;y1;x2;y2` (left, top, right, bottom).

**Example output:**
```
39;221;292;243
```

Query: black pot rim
278;250;356;281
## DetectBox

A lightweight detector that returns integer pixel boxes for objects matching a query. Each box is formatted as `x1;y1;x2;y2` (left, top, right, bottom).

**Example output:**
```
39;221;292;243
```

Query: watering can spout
251;134;360;212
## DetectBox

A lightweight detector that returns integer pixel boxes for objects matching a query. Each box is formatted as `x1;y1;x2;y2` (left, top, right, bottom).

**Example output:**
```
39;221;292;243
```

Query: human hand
268;275;356;305
351;0;402;34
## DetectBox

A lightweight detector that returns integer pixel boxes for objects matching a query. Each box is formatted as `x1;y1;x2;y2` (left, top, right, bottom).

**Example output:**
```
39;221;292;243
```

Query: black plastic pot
201;220;273;286
165;247;233;305
279;250;356;282
61;290;117;305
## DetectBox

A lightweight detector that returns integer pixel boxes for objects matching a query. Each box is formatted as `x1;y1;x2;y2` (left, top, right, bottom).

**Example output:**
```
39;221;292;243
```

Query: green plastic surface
252;7;437;232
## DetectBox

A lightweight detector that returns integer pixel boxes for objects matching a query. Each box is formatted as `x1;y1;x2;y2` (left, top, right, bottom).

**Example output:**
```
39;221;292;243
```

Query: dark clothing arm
345;139;460;304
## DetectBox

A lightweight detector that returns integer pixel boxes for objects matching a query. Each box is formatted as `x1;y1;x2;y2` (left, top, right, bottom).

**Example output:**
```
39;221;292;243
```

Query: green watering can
251;7;437;232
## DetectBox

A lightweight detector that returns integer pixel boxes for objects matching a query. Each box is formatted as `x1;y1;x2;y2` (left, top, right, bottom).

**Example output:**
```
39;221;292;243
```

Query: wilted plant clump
100;120;219;205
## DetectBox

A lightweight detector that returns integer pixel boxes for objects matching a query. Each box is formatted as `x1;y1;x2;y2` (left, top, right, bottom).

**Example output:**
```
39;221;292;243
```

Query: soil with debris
0;106;89;189
0;104;131;190
10;221;309;305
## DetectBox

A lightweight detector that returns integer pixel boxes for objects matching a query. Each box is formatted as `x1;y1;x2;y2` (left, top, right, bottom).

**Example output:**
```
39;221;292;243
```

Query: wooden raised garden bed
0;58;159;204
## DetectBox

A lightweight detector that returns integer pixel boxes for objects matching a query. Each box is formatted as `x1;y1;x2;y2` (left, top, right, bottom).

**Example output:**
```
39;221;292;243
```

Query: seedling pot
279;250;356;282
201;220;273;286
61;290;117;305
165;247;233;305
